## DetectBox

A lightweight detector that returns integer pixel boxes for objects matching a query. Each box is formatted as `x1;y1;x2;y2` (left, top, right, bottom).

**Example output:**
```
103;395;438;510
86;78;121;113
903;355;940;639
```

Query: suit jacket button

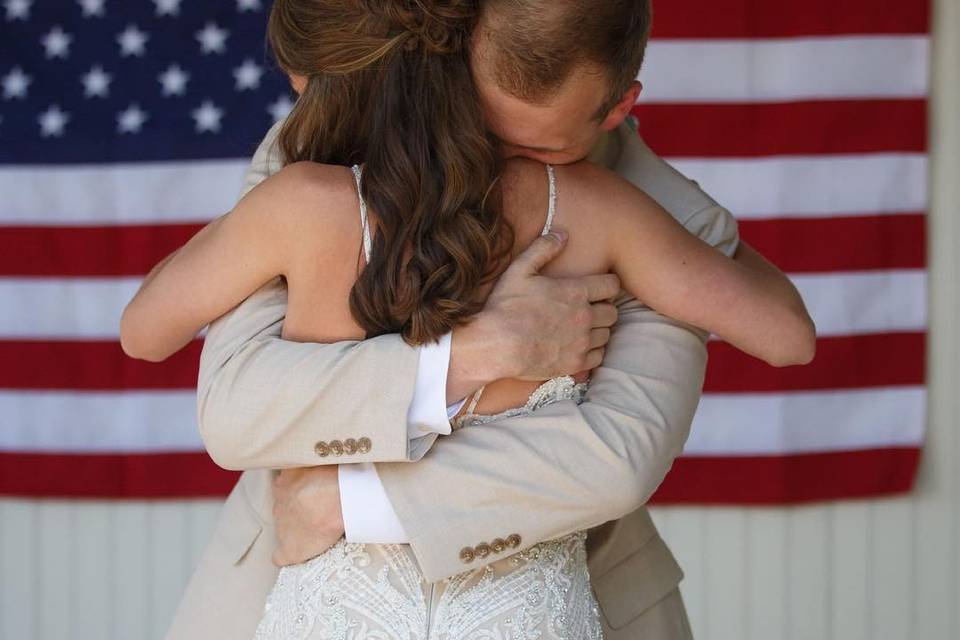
491;538;506;553
314;441;330;457
357;437;372;453
329;440;344;456
459;547;476;564
475;542;491;558
506;534;521;549
343;438;358;454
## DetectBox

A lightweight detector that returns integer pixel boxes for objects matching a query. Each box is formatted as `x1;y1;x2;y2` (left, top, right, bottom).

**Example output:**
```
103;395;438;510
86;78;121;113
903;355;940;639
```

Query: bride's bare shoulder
236;161;364;259
554;161;665;236
255;161;360;221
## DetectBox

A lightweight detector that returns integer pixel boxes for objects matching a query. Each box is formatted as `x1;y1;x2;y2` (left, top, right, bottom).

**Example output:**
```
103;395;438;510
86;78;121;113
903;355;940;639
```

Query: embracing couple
122;0;814;638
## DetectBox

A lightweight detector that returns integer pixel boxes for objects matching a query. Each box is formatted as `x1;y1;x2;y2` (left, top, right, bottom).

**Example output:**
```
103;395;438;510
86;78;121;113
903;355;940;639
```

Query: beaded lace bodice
254;165;601;639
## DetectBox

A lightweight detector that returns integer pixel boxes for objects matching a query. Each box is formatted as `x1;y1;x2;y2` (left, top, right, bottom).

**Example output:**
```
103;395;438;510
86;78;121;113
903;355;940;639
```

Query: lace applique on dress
452;375;587;430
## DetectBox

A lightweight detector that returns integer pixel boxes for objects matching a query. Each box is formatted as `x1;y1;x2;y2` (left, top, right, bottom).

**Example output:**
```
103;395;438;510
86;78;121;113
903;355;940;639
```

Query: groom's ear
599;81;642;132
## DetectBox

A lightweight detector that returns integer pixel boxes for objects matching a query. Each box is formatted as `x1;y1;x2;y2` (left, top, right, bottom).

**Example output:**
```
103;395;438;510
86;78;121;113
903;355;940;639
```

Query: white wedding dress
253;165;603;640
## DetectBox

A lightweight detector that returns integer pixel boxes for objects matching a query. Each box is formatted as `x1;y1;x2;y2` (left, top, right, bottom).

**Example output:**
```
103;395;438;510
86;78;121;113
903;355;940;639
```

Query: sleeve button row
314;437;372;458
459;534;522;564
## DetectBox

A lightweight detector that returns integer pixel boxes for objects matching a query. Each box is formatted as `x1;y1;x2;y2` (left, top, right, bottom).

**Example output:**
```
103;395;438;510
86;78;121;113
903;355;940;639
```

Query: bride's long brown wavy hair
267;0;513;345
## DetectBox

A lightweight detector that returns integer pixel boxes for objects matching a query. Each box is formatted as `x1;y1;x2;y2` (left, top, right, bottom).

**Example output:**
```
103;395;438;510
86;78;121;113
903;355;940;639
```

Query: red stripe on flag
738;214;926;273
0;451;238;498
0;448;920;501
2;214;926;278
2;339;201;389
649;447;921;505
0;223;203;277
4;333;925;393
650;0;930;39
704;332;925;393
633;100;927;157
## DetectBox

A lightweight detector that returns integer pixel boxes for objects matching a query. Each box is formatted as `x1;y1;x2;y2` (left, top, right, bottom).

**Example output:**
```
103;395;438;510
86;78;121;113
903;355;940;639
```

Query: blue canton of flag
1;0;293;163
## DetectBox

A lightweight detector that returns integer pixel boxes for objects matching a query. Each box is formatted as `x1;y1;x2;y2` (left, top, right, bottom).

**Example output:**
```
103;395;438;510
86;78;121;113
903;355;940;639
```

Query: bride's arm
564;162;816;367
119;163;349;362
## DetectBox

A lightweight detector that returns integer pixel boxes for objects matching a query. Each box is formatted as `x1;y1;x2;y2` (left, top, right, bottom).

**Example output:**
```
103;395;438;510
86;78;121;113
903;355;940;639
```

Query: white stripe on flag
0;390;201;453
1;386;924;455
0;277;140;338
642;36;929;103
789;270;926;337
667;154;927;219
0;159;247;225
1;154;926;225
0;270;927;339
687;386;926;455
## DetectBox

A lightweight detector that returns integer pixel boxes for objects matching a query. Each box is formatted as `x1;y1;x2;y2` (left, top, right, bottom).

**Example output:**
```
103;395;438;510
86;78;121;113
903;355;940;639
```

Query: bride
121;0;814;637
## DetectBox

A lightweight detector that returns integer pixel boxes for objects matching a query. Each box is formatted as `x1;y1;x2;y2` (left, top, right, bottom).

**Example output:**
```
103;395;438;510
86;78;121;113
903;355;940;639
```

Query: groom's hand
448;229;620;401
271;466;344;566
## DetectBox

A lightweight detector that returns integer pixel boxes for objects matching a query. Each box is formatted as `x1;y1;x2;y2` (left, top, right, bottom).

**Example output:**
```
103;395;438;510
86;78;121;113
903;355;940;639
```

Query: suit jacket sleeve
375;124;741;581
197;121;427;469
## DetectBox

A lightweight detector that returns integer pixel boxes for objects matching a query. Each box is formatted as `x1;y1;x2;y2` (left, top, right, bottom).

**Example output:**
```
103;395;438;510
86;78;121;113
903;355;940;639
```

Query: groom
167;1;783;637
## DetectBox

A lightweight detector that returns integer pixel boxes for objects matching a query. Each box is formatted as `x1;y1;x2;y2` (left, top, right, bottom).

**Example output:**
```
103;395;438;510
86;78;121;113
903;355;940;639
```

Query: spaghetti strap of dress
457;164;558;426
541;164;557;236
351;164;373;263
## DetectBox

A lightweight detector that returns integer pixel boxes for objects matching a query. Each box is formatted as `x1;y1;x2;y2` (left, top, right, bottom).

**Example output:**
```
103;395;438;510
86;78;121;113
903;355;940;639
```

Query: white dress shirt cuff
407;331;456;441
340;333;466;543
338;463;409;544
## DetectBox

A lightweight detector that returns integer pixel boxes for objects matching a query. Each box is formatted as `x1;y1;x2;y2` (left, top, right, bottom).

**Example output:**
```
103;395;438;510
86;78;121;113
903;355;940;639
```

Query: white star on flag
158;64;189;97
267;94;295;122
196;22;229;55
81;65;112;98
236;0;261;12
117;24;149;57
4;0;31;21
38;105;70;137
117;104;148;134
2;67;31;100
42;26;73;59
153;0;181;17
233;59;263;91
78;0;105;17
191;100;224;133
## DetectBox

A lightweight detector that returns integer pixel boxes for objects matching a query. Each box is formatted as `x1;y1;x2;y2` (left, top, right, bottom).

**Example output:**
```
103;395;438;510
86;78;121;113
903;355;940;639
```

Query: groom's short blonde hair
478;0;652;118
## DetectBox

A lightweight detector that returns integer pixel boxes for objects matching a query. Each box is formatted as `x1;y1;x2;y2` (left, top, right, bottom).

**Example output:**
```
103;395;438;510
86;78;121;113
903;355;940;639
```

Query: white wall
2;2;956;638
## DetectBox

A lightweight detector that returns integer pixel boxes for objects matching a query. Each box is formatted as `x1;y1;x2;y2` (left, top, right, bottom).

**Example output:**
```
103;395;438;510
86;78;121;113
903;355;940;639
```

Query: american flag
1;1;929;503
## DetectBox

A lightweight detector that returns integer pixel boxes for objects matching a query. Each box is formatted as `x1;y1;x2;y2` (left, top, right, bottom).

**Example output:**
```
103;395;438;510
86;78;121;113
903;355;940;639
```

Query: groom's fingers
590;328;611;350
582;347;605;371
507;229;569;276
589;302;618;329
577;273;621;303
272;548;296;567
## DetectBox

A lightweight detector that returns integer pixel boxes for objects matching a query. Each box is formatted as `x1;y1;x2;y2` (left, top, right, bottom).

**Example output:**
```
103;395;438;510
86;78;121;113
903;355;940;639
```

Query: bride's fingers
590;328;610;350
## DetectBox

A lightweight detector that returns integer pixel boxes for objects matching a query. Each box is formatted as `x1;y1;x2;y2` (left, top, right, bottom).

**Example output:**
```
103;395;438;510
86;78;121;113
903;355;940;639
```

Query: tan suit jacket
166;120;738;639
